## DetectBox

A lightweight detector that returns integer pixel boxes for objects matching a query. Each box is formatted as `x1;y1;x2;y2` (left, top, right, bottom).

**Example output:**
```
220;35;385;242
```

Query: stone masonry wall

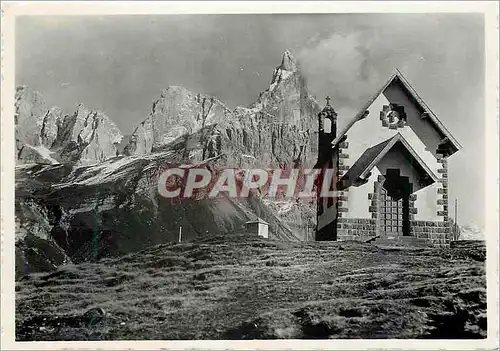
337;218;377;241
410;220;450;247
336;162;451;246
336;139;350;221
337;218;449;246
333;134;451;247
418;153;451;246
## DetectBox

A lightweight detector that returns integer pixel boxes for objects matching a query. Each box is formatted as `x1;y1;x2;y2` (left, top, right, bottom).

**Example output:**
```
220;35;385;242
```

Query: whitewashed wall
413;183;441;221
344;168;380;219
341;81;443;222
383;83;444;159
258;222;269;238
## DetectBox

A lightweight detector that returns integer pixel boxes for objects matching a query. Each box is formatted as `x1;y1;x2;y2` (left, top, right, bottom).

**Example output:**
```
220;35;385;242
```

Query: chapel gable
316;69;462;247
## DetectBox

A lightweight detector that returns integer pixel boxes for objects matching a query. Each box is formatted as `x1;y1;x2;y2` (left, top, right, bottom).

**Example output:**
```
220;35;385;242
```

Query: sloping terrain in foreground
15;151;300;277
16;236;486;340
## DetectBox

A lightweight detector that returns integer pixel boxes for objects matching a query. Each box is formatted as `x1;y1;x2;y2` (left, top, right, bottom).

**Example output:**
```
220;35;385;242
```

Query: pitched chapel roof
340;133;439;188
245;217;269;225
331;69;462;154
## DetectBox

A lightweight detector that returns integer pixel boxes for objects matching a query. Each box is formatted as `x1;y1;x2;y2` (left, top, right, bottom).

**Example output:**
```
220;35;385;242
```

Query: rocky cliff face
15;51;320;277
15;86;123;166
125;86;232;156
126;51;321;169
130;51;320;239
54;104;123;165
15;197;71;276
15;152;297;278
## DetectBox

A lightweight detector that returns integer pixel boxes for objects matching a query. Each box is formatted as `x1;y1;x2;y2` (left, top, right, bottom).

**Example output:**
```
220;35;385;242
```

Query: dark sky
15;14;485;229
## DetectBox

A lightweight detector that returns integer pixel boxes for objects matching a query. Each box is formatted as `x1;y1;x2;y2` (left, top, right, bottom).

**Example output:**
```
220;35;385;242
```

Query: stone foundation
337;218;377;241
336;217;450;247
410;220;450;247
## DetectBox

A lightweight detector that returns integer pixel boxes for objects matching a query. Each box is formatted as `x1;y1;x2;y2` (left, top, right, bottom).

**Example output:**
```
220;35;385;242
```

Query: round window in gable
380;104;407;129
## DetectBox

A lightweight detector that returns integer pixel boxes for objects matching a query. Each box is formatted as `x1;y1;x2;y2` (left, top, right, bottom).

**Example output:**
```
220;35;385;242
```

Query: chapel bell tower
316;97;339;241
317;96;337;164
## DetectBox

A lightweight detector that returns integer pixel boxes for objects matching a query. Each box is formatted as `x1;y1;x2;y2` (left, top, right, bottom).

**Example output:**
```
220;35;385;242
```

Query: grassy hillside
15;155;302;278
16;235;486;340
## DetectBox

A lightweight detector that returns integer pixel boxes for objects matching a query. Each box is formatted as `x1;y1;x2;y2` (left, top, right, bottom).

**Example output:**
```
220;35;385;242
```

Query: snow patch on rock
458;224;485;241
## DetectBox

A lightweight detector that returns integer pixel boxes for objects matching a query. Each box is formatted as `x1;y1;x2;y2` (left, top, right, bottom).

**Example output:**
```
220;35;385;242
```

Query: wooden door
379;188;405;238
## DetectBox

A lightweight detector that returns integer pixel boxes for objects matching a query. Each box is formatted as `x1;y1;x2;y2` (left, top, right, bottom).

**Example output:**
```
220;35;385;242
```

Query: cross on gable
325;96;331;106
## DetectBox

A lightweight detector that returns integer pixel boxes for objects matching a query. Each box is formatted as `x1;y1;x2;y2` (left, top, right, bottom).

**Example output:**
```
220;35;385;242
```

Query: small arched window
323;118;332;134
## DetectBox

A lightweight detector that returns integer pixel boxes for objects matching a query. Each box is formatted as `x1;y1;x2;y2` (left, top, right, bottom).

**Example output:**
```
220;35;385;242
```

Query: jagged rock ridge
125;86;232;156
126;51;321;169
15;86;123;166
15;51;319;276
124;51;320;240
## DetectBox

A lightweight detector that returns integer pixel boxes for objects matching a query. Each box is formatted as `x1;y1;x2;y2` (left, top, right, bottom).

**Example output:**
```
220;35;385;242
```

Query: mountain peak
280;50;298;72
265;51;300;92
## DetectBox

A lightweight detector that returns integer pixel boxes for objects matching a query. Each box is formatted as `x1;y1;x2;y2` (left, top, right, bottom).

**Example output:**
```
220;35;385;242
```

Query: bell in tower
320;96;337;136
319;96;337;140
317;96;338;167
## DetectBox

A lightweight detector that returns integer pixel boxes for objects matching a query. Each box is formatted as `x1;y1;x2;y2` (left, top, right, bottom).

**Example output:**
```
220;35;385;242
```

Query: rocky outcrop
54;104;123;165
221;50;319;168
40;106;64;147
15;51;322;276
122;51;321;241
15;196;71;277
15;86;48;147
126;51;321;169
15;151;298;278
125;86;232;156
15;86;123;166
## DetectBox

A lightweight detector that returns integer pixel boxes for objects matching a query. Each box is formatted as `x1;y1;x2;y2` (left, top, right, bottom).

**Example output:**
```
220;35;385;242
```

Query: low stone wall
410;220;450;247
337;218;377;241
336;217;450;247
